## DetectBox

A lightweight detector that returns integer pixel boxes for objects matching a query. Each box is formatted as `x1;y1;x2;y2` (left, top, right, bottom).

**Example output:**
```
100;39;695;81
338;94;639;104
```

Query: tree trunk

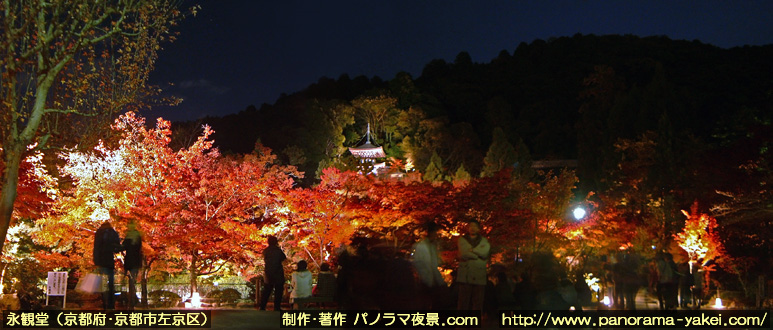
704;269;711;300
141;259;153;307
141;271;149;307
0;143;24;255
190;253;198;294
0;262;6;293
0;72;56;257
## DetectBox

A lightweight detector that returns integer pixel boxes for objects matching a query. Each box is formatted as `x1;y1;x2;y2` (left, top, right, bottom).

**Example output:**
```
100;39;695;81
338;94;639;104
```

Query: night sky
149;0;773;122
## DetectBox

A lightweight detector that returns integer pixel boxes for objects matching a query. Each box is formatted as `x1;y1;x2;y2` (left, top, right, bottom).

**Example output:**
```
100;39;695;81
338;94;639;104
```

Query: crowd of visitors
255;219;597;312
91;215;709;312
252;225;712;312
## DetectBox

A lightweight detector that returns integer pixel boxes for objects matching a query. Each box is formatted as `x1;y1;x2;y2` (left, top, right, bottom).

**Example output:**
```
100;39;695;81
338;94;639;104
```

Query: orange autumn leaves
36;113;300;277
30;112;581;288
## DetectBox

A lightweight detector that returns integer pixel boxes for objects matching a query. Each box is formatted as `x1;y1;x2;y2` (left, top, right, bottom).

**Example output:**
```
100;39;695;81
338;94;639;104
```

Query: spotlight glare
573;207;587;220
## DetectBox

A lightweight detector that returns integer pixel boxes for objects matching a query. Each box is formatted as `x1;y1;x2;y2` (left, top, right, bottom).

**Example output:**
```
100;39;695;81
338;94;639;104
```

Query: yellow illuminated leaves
675;202;725;264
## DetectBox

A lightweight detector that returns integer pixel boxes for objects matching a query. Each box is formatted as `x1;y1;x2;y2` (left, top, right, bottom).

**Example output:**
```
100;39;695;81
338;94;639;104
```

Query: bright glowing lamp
713;297;724;309
190;292;202;308
573;207;587;220
602;296;611;306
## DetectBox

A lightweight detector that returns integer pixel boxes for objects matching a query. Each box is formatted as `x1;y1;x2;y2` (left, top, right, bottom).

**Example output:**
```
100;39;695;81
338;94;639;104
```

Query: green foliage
299;100;356;176
148;290;181;308
351;95;400;146
512;137;534;180
282;145;307;166
481;127;517;177
423;152;445;182
205;288;242;304
453;164;471;183
7;259;46;310
2;219;61;309
318;154;366;177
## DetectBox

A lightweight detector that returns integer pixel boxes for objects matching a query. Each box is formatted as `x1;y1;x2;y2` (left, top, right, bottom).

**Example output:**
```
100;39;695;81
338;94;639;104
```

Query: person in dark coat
620;249;642;310
259;236;287;311
94;220;121;310
656;252;678;310
313;262;336;300
121;221;143;309
678;261;692;308
612;253;625;308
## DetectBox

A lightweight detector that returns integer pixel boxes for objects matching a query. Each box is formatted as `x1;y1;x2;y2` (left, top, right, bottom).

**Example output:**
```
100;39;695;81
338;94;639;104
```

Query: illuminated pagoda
348;123;386;174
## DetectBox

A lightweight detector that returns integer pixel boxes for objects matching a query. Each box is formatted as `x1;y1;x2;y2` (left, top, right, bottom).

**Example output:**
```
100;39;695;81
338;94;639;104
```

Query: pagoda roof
349;123;386;158
349;142;386;158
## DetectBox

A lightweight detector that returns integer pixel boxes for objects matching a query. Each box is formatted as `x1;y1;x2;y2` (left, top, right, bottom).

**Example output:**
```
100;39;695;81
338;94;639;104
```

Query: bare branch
43;108;99;116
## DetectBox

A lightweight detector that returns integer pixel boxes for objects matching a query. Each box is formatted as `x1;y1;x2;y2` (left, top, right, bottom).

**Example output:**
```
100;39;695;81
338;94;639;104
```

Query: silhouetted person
678;261;692;308
94;220;121;310
557;277;580;310
656;252;677;310
335;245;353;307
531;251;570;310
121;221;143;310
313;262;336;300
259;236;286;311
513;272;535;309
692;263;704;308
620;249;641;310
494;270;517;309
612;252;625;308
600;254;615;306
574;270;592;308
647;258;659;294
456;220;489;311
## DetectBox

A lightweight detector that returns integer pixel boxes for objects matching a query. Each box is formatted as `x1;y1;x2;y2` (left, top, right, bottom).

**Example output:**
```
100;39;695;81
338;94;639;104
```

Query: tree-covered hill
173;34;773;192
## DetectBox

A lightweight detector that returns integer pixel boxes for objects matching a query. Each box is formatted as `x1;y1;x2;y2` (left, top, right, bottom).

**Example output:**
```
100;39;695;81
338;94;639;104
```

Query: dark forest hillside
173;34;773;193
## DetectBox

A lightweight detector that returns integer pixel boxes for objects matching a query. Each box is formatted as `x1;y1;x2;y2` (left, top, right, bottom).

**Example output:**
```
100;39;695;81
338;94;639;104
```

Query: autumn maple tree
675;201;725;264
282;168;363;267
355;178;452;252
0;0;185;257
155;146;299;294
37;112;301;298
675;201;728;296
0;148;58;289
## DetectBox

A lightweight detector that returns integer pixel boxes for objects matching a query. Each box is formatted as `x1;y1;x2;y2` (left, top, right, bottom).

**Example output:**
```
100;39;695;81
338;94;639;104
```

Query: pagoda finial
349;122;386;159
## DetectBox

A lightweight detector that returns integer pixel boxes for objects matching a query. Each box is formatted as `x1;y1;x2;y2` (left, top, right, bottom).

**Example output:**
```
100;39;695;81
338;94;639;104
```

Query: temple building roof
349;143;386;158
348;123;386;159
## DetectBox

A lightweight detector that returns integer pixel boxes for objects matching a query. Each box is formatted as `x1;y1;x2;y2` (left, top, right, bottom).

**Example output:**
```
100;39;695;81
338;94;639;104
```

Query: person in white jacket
456;220;490;311
290;260;313;308
413;221;445;308
413;222;445;287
